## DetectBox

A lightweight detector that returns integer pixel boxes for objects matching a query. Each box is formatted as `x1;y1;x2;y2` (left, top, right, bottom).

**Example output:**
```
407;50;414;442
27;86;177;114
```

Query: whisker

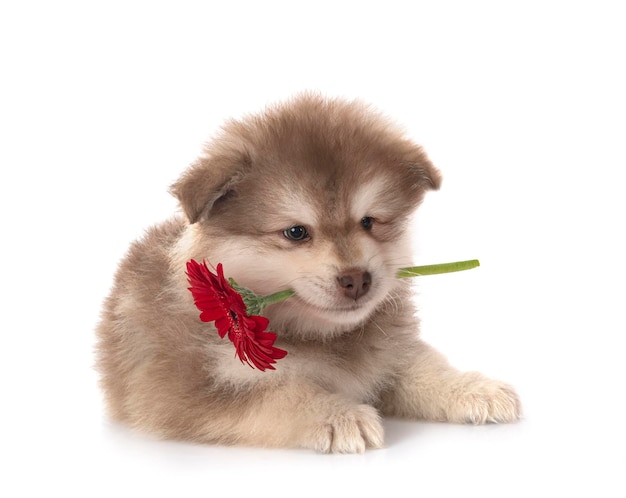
370;318;388;337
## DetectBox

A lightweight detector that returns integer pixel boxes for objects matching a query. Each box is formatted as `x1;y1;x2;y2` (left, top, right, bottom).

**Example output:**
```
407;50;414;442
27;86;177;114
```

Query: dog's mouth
313;301;365;313
290;293;377;321
266;271;390;329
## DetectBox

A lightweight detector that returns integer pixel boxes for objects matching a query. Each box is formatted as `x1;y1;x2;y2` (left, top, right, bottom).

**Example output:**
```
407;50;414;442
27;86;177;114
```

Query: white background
1;1;625;496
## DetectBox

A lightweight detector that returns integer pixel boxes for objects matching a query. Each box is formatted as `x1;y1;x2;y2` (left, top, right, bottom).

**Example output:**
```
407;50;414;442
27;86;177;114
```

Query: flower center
228;309;243;337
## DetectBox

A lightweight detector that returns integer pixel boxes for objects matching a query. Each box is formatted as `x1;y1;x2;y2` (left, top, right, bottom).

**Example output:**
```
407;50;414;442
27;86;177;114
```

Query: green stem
235;260;479;315
396;259;480;278
261;289;296;306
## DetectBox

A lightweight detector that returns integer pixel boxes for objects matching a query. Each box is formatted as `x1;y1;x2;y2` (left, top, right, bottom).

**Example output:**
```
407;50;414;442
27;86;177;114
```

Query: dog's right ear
169;151;250;224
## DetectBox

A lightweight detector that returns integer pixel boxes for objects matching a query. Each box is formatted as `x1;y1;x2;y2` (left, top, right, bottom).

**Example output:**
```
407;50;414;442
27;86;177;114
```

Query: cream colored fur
96;94;521;453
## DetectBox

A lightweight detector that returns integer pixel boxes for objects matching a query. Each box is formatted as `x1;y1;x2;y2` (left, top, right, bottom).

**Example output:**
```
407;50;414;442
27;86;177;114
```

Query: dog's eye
283;225;309;241
361;217;374;230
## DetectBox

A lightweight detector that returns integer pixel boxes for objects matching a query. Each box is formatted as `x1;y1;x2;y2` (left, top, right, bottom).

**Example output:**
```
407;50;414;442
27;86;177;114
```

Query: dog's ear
403;144;443;194
169;150;250;224
413;155;442;191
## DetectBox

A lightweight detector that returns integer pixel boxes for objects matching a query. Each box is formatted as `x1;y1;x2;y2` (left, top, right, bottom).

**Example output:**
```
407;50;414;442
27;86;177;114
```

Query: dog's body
97;95;520;453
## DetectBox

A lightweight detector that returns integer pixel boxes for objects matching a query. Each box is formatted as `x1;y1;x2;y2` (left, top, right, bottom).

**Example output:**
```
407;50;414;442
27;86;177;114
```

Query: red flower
186;259;287;371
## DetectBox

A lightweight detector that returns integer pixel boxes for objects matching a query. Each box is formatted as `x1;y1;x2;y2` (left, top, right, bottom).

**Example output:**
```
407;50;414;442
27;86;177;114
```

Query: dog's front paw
446;373;522;424
306;403;384;454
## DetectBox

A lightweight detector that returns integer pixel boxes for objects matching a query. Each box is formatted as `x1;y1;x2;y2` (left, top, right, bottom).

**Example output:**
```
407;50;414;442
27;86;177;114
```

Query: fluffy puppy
97;94;521;453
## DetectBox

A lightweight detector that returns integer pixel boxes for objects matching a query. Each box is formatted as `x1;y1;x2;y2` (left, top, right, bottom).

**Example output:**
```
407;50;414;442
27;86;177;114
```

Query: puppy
97;94;521;453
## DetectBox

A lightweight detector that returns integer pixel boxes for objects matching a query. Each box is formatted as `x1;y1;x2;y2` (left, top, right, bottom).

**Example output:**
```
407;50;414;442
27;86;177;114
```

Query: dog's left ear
414;157;442;191
404;145;443;194
169;149;250;224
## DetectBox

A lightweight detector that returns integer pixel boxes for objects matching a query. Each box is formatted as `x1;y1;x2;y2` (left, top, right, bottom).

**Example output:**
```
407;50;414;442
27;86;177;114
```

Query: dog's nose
337;270;372;300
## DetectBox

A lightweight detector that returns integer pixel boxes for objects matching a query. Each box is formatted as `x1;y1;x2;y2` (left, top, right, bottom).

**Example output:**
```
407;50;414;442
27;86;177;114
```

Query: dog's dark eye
283;225;309;241
361;217;374;230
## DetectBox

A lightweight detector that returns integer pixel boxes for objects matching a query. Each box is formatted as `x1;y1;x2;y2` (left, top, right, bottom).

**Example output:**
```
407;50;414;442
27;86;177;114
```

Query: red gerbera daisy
186;259;287;371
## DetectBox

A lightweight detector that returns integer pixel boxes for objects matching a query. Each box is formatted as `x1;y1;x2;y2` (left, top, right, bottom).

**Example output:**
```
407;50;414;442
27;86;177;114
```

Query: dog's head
171;94;441;336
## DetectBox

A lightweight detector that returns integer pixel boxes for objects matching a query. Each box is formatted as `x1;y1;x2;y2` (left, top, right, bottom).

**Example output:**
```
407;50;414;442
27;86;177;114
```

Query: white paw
308;403;384;454
446;373;522;424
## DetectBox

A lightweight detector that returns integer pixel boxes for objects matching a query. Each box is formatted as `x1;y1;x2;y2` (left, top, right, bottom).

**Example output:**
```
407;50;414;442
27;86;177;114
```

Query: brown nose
337;270;372;300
